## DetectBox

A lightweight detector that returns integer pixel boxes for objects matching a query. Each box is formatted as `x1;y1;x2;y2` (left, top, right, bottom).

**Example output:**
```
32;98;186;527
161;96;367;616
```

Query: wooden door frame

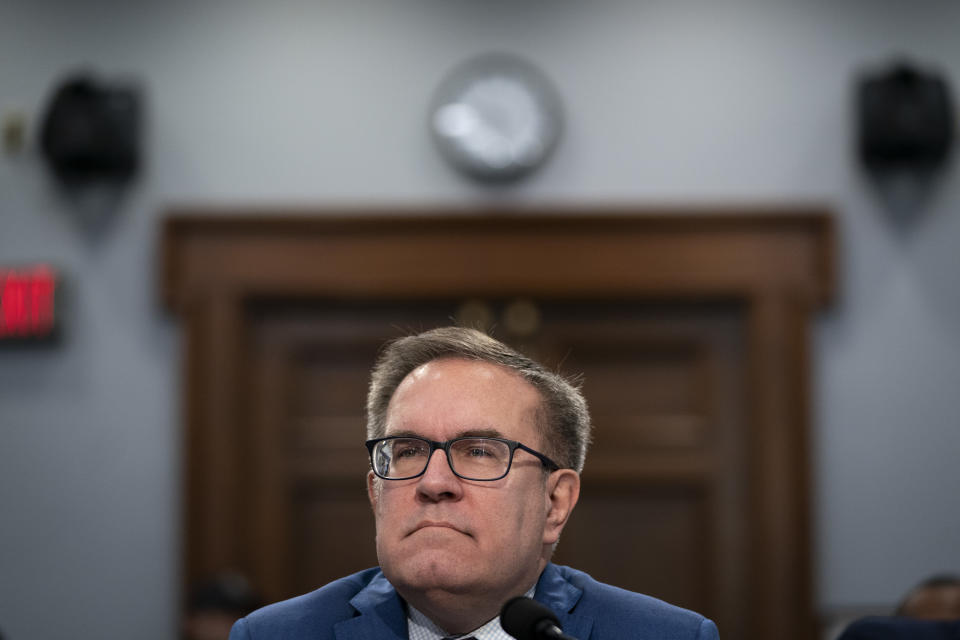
161;206;834;640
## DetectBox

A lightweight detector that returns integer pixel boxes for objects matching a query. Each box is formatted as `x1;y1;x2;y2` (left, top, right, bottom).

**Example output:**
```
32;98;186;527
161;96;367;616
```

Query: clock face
429;53;564;182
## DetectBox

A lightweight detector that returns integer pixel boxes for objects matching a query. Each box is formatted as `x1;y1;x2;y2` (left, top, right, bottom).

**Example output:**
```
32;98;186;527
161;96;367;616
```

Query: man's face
368;357;566;605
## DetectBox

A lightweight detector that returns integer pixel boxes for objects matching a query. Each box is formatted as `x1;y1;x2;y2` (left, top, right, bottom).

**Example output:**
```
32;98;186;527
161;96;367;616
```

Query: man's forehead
384;427;506;440
403;356;508;382
392;357;531;396
385;357;543;434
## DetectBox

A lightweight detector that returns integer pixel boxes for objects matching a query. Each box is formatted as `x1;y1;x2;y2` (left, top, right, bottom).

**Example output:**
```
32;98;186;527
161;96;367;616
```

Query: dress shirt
407;586;536;640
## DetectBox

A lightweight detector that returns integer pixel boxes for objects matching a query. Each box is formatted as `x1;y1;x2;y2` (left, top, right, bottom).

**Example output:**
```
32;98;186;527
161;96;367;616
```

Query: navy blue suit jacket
230;563;719;639
838;617;960;640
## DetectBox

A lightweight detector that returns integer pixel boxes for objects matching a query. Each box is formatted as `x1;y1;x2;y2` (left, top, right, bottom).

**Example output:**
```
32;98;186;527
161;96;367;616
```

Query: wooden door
163;210;833;640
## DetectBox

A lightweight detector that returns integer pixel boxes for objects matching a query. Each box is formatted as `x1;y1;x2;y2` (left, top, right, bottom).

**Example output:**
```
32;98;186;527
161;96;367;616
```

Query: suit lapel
333;565;597;640
535;564;594;640
334;572;408;640
555;612;594;640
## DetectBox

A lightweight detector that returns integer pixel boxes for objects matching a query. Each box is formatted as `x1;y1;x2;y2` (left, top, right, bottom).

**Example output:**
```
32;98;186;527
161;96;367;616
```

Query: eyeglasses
365;436;561;481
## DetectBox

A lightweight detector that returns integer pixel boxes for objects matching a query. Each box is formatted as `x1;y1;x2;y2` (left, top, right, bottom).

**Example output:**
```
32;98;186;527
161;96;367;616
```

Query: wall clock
429;53;564;182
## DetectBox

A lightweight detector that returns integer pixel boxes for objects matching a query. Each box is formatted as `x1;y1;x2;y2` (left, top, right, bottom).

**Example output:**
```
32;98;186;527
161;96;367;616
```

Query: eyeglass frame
365;435;562;482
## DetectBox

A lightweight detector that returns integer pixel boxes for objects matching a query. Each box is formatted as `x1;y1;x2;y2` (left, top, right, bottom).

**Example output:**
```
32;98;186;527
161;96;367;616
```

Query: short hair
366;326;592;473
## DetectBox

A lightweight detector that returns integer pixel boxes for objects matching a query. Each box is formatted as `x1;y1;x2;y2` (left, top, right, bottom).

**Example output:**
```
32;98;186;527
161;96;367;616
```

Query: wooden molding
162;207;833;640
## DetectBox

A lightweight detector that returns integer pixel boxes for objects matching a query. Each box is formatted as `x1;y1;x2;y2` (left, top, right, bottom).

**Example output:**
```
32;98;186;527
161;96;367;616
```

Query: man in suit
836;574;960;640
230;327;719;640
896;574;960;620
837;617;960;640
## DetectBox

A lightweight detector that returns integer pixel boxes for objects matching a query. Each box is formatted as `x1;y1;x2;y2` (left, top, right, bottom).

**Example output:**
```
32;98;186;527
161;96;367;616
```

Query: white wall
1;0;959;637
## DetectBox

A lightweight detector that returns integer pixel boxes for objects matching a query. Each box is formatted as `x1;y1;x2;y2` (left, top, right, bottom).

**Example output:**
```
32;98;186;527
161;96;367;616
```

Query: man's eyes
395;444;428;457
465;446;494;457
390;438;503;459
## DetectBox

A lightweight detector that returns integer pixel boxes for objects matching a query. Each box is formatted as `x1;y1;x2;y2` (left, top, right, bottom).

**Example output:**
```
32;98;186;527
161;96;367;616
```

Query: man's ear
367;470;378;511
543;469;580;545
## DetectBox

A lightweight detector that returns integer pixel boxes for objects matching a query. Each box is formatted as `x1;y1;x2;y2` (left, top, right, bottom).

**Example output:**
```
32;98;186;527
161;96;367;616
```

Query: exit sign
0;264;60;341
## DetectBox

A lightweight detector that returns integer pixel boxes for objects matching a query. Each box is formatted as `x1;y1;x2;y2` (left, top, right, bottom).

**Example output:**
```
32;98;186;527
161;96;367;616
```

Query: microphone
500;596;579;640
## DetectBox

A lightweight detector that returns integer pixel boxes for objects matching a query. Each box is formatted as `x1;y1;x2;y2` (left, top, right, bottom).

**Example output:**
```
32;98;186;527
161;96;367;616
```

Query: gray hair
366;326;591;473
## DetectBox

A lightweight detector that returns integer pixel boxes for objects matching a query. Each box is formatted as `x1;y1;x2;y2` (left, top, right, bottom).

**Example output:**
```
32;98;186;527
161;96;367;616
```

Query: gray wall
2;1;959;638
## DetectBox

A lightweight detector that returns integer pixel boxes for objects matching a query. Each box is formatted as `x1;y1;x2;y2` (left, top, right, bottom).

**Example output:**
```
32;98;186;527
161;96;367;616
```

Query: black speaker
857;61;954;171
40;72;141;182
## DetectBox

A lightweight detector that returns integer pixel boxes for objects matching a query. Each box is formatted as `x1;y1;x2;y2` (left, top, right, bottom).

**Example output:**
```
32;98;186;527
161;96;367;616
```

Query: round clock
429;53;564;182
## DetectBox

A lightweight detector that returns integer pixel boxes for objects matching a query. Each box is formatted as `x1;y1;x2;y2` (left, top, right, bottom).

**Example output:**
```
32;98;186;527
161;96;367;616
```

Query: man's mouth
410;520;470;537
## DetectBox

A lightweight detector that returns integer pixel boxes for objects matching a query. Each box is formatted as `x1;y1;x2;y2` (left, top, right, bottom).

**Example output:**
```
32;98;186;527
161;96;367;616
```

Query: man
230;327;719;639
184;572;262;640
895;574;960;620
837;617;960;640
836;574;960;640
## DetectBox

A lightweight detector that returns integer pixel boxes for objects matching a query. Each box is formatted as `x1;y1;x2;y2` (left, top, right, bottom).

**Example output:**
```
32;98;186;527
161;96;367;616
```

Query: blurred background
1;0;959;638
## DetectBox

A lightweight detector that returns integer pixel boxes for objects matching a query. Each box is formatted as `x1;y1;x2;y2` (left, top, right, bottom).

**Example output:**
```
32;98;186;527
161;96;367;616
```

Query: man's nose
416;449;463;502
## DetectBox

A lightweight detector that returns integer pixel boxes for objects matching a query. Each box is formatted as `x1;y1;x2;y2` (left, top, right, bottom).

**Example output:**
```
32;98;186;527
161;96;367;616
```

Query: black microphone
500;596;579;640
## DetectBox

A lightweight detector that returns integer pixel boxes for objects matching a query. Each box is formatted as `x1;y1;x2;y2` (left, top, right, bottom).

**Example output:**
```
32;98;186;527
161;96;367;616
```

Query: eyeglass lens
373;437;511;480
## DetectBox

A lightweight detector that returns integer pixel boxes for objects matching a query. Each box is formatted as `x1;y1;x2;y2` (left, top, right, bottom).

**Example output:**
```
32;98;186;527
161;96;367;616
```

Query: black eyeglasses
365;436;561;481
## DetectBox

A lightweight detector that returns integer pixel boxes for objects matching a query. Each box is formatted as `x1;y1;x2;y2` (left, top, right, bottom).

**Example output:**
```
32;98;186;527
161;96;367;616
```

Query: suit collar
333;564;588;640
534;564;593;640
334;571;408;640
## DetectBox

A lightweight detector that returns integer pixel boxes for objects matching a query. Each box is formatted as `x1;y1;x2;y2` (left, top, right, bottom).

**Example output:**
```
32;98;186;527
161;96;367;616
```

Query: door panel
559;485;710;610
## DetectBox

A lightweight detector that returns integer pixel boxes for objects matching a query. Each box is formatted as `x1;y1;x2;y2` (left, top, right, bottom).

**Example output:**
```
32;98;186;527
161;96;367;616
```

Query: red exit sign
0;264;59;340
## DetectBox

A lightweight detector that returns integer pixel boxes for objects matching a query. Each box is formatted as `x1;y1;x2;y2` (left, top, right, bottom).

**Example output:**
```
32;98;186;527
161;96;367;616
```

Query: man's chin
384;556;479;595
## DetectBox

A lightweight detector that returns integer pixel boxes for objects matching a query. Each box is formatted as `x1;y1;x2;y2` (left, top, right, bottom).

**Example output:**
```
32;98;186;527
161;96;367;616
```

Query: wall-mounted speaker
39;72;141;183
857;60;954;172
